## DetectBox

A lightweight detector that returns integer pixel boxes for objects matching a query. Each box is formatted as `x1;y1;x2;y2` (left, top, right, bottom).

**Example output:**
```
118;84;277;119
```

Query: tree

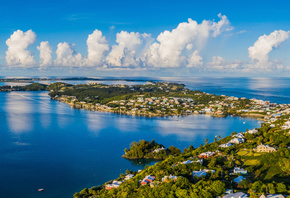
267;183;275;194
252;181;263;193
208;158;217;169
211;180;226;196
279;158;290;175
276;182;286;193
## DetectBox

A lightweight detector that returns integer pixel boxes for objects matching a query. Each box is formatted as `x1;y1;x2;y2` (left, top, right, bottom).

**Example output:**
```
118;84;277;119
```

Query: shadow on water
124;158;162;166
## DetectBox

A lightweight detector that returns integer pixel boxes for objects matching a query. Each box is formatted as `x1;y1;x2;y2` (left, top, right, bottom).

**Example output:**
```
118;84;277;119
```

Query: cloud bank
248;30;290;69
145;13;231;68
6;30;36;67
3;15;290;73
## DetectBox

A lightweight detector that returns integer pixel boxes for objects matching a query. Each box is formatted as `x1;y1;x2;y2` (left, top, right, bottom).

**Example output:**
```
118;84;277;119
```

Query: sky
1;0;290;77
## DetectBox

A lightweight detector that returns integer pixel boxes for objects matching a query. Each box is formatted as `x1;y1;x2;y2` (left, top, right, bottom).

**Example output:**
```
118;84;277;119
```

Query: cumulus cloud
6;30;36;66
106;31;151;67
85;29;110;67
207;56;244;71
248;30;290;67
54;42;83;67
145;13;232;68
187;50;203;67
37;41;52;67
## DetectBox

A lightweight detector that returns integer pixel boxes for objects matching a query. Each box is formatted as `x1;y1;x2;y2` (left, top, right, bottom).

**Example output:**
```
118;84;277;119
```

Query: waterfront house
153;147;165;153
233;133;245;139
248;129;258;134
105;180;123;190
256;144;277;153
124;174;134;180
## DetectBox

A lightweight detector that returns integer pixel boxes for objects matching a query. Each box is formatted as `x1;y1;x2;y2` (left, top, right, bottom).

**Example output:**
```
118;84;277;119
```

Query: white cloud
248;30;290;68
6;30;36;67
207;56;244;71
187;50;203;67
37;41;52;67
145;13;232;68
85;29;110;67
106;31;151;67
54;42;83;67
212;13;232;37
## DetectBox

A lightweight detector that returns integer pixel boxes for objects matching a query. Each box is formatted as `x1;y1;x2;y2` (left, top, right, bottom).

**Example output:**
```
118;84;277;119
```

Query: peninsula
44;81;278;120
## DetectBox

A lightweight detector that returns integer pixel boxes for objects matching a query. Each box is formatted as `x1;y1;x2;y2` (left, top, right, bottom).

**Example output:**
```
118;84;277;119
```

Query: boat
243;122;246;124
38;189;44;192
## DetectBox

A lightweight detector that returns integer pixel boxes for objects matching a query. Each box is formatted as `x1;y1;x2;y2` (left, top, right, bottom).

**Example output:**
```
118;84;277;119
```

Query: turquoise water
0;90;261;198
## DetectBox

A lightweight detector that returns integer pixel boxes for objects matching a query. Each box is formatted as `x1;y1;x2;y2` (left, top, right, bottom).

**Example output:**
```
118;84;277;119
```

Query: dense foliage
123;140;180;160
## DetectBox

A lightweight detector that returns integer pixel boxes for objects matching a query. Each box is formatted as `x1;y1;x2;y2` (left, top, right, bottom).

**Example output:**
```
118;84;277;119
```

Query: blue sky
1;0;290;77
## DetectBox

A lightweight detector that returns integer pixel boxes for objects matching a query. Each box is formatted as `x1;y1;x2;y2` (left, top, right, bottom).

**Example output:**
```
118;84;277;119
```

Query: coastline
53;97;264;120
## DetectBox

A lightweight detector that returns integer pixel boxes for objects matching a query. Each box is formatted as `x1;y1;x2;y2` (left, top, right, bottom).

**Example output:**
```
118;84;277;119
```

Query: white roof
223;192;248;198
192;170;207;177
266;194;285;198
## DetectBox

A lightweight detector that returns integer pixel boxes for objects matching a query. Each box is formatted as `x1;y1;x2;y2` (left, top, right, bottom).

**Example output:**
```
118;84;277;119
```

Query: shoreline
53;97;264;120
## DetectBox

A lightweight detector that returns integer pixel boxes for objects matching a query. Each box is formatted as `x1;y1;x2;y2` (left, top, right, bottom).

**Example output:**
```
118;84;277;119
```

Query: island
122;139;181;160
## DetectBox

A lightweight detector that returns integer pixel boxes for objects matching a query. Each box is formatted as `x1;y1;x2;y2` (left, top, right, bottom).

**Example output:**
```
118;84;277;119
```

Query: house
180;160;193;165
219;143;233;148
233;176;245;183
192;169;215;178
233;133;245;139
198;151;216;158
256;144;277;153
162;175;178;182
124;174;134;180
260;194;285;198
153;147;165;153
248;129;258;134
223;192;248;198
234;167;247;174
230;138;245;144
192;159;203;165
141;175;155;185
105;181;123;190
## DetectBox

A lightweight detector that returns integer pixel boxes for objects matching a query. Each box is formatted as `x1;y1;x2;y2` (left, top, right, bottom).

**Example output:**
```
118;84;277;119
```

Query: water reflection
5;92;33;133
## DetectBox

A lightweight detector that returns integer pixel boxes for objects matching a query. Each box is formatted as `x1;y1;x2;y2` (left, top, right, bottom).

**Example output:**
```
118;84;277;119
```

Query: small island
122;139;181;160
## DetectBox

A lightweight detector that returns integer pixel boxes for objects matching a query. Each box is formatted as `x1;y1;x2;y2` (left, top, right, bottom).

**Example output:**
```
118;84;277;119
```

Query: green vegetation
74;115;290;198
0;83;48;91
123;140;180;160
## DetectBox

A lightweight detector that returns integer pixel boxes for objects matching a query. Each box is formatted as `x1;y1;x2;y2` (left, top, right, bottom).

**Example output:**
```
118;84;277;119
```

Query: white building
219;143;233;148
230;138;245;144
248;129;258;134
